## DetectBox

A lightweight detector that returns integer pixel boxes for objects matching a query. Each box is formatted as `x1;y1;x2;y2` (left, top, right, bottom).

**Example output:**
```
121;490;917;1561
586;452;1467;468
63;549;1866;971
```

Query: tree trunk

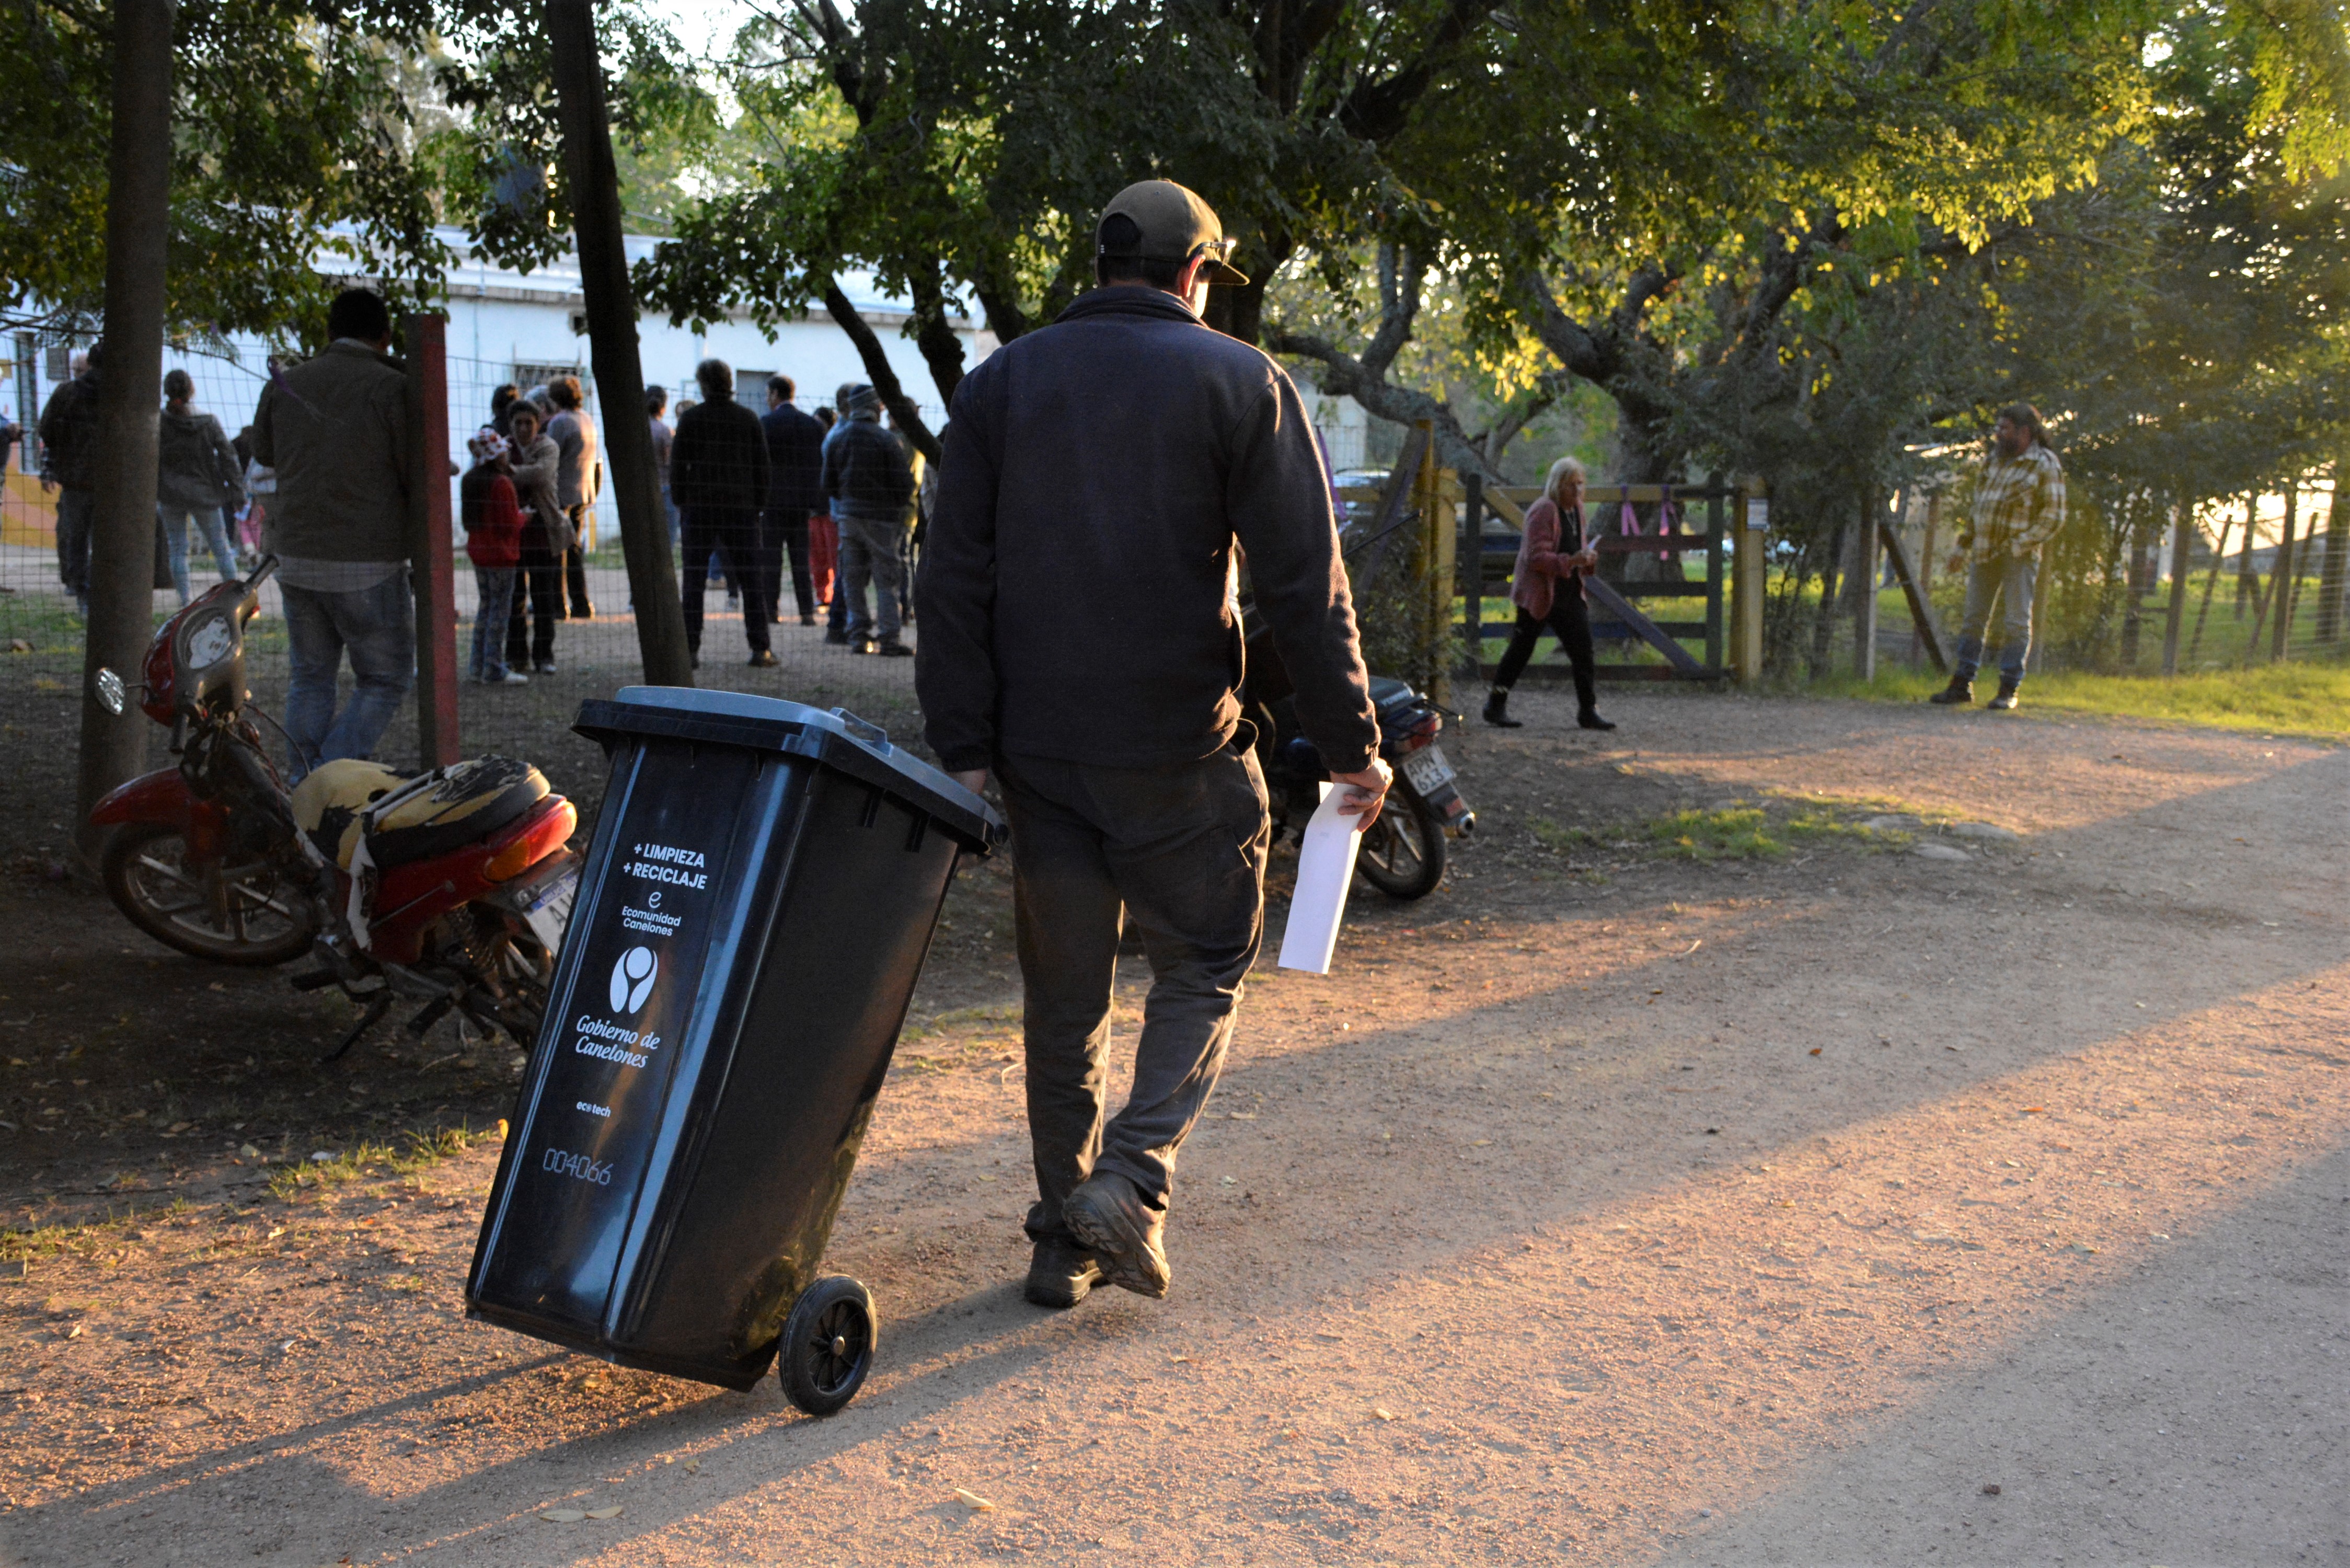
2317;465;2346;644
1849;488;1879;679
1606;386;1679;485
2268;486;2298;663
73;0;174;873
2235;494;2259;618
2119;500;2149;667
1808;516;1848;674
547;0;693;687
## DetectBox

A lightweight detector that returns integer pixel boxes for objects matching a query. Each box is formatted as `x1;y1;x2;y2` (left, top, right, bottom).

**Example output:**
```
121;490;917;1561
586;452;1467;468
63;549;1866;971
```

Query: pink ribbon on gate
1618;497;1674;561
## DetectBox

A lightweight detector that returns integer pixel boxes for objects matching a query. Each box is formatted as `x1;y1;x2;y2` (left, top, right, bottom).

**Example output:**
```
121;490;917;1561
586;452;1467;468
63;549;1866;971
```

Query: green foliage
0;0;460;341
430;0;711;279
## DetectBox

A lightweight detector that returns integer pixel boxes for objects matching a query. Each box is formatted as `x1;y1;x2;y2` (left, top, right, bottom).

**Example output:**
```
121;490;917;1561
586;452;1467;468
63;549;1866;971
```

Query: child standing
461;429;527;685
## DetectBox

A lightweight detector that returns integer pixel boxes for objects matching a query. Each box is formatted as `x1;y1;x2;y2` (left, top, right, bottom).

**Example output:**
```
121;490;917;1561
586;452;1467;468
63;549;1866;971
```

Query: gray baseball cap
1097;180;1248;286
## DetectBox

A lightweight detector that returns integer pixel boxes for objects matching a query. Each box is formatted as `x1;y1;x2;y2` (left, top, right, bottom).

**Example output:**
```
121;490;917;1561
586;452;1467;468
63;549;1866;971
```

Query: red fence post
405;313;460;768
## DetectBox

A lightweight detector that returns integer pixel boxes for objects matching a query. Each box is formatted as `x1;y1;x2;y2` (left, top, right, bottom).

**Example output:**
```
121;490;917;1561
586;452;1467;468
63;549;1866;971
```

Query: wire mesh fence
2;335;943;816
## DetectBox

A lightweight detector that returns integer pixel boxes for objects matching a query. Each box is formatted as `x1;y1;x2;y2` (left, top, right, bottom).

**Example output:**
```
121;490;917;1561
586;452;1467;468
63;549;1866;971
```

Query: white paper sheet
1277;782;1364;974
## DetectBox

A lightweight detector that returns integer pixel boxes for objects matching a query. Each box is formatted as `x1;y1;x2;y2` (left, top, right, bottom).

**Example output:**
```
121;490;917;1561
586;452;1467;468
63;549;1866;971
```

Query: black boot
1061;1170;1170;1299
1929;673;1975;706
1986;676;2021;711
1483;687;1524;728
1023;1236;1103;1308
1577;709;1616;731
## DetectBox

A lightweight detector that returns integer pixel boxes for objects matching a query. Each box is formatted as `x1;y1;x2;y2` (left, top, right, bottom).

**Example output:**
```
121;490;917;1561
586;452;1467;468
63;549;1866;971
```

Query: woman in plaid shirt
1932;403;2065;710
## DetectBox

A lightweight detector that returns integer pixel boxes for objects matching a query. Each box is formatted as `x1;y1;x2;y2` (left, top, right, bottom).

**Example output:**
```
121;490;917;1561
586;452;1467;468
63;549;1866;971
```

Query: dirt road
3;691;2344;1565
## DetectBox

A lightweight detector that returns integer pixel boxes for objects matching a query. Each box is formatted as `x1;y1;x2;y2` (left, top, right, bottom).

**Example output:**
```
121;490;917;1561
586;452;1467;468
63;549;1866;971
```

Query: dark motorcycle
1240;621;1474;900
88;557;581;1058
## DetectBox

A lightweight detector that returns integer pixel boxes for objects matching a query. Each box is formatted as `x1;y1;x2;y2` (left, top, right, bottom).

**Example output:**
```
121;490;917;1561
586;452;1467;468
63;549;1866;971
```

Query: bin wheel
778;1276;876;1416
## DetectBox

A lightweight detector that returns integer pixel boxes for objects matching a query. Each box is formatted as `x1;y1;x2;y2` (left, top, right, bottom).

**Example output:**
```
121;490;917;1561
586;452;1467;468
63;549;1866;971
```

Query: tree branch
971;276;1031;344
904;256;969;408
1364;243;1424;376
1337;0;1504;143
1264;322;1500;481
822;274;941;464
1476;370;1575;466
1514;269;1616;382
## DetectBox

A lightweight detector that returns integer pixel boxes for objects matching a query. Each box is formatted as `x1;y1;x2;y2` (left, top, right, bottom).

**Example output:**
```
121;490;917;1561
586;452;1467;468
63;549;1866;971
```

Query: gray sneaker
1059;1171;1170;1299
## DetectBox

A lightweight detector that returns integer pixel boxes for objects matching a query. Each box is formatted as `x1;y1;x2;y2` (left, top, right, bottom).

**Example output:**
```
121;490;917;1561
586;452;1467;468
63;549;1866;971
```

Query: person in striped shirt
1932;403;2065;711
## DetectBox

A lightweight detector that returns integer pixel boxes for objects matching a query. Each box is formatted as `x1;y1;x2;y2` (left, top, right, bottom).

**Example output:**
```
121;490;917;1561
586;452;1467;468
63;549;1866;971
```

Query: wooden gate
1464;478;1736;681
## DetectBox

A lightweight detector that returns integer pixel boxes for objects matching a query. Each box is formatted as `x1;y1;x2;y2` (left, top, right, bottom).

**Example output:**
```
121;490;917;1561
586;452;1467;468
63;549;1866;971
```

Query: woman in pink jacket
1483;456;1614;731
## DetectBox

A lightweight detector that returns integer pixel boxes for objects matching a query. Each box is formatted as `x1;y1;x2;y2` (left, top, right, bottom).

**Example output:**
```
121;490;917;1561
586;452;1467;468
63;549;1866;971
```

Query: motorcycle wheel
101;822;315;966
1355;783;1446;900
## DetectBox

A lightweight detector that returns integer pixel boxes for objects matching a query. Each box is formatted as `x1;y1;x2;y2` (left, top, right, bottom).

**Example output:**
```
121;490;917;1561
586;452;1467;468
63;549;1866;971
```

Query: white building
3;229;1372;560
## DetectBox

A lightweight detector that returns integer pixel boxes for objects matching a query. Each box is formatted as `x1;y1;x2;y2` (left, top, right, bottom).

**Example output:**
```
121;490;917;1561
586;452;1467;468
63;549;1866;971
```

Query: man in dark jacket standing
917;180;1387;1309
670;358;775;667
822;383;917;655
761;374;827;626
37;342;105;616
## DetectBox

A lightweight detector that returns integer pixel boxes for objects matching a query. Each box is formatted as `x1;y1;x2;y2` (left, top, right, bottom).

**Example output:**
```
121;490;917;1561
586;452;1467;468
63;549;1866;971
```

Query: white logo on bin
609;946;659;1014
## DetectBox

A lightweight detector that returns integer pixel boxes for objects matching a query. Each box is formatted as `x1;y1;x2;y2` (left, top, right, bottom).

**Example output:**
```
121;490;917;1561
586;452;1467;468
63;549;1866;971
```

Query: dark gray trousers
996;745;1269;1244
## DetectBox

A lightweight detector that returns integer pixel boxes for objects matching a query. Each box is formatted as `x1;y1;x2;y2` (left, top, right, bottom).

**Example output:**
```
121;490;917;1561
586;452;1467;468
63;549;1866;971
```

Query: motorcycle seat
293;756;551;872
1367;676;1420;715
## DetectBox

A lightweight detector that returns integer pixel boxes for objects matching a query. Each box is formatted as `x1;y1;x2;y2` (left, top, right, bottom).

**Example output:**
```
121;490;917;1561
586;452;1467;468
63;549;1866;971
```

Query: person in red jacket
460;429;527;686
1482;455;1612;731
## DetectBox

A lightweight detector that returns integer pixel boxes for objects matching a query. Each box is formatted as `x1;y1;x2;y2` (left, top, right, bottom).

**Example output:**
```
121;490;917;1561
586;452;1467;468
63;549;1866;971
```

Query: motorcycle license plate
520;860;580;952
1400;744;1456;793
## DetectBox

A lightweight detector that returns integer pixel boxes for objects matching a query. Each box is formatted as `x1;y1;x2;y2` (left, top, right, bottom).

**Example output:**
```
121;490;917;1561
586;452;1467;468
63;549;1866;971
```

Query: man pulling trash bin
916;179;1388;1308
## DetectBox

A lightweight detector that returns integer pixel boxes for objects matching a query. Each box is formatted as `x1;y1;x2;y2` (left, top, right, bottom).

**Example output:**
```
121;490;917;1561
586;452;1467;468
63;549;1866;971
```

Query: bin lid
575;688;1005;853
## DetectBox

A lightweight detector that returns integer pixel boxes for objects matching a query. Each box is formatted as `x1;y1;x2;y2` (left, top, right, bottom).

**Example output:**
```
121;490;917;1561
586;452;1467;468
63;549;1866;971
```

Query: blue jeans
471;567;516;680
1953;554;2038;683
281;575;415;778
157;503;239;604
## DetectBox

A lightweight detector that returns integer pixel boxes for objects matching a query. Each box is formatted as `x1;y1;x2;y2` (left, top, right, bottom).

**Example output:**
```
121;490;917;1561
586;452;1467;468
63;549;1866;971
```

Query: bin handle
829;707;892;751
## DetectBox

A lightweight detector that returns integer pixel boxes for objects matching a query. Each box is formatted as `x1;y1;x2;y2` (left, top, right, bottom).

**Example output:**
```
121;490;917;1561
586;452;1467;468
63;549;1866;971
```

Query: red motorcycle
90;558;581;1058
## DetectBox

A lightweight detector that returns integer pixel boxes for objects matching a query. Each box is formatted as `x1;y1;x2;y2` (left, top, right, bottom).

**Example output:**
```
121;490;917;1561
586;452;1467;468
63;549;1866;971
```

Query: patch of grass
1645;807;1784;861
1638;800;1921;862
1809;658;2350;739
1784;809;1908;846
1529;817;1596;851
1;1197;194;1266
907;1001;1021;1041
268;1140;399;1201
265;1124;494;1202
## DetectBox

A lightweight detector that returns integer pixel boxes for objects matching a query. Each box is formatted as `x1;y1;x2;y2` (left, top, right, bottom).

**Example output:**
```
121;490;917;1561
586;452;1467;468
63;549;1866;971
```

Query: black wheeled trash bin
466;688;1004;1414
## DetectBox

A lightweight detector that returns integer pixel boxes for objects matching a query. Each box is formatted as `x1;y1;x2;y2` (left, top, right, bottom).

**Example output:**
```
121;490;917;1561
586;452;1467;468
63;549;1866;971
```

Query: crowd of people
458;362;925;673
